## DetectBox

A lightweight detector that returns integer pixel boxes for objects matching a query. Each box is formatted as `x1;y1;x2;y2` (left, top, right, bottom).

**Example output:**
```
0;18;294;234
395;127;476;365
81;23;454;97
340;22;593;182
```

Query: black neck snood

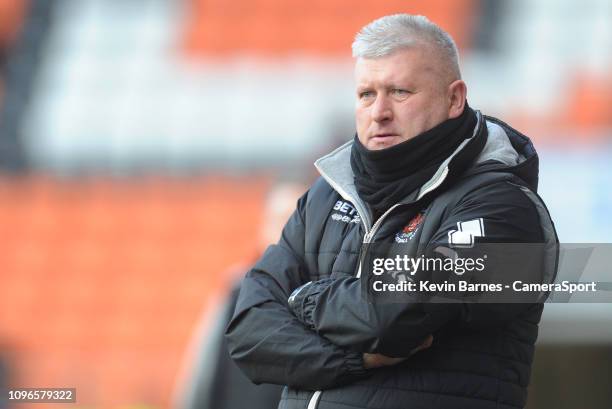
350;104;479;217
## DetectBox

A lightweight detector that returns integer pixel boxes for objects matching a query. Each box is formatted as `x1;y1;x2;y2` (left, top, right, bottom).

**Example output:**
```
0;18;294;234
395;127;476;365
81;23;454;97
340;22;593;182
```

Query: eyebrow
356;81;414;90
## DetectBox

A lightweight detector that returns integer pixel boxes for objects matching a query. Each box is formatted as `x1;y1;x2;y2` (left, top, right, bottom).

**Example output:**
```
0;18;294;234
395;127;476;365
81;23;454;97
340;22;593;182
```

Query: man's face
355;46;452;150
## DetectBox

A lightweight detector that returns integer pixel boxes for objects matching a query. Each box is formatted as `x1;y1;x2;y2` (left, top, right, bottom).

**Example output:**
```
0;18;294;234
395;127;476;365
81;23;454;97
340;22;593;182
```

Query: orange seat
184;0;475;57
0;176;269;408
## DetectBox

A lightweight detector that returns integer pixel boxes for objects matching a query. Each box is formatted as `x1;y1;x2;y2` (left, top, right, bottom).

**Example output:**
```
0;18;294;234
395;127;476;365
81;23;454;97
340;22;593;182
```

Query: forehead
354;47;438;85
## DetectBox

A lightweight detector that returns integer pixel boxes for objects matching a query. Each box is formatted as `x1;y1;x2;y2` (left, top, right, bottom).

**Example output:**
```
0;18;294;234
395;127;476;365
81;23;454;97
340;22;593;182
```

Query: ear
447;80;467;119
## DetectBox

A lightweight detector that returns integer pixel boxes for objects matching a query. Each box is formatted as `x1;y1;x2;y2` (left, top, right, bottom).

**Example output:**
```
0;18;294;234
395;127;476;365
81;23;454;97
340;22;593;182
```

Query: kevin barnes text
371;280;598;294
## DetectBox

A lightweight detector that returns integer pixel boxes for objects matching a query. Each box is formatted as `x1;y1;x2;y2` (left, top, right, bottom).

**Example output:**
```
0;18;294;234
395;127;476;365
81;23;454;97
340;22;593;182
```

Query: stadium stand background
0;0;610;408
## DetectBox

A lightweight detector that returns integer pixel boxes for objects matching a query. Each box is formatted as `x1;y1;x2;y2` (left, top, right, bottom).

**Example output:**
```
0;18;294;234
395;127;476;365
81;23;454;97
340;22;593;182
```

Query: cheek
355;106;369;127
355;107;370;144
400;97;442;127
395;103;420;125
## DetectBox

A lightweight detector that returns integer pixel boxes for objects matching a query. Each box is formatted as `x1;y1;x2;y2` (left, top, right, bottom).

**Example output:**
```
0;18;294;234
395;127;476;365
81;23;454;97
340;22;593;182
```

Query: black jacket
226;113;558;409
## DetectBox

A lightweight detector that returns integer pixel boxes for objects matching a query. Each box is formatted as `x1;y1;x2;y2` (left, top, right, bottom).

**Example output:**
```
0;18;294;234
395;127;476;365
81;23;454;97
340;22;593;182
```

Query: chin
367;142;390;151
367;137;403;150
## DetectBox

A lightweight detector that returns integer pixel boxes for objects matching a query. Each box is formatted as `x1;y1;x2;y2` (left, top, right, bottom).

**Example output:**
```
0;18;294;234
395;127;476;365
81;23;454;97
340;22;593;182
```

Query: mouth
370;134;398;141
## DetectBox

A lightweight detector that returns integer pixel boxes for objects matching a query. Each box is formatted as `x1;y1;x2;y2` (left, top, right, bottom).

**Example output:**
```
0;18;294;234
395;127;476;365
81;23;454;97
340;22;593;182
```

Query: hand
362;353;406;369
362;335;434;369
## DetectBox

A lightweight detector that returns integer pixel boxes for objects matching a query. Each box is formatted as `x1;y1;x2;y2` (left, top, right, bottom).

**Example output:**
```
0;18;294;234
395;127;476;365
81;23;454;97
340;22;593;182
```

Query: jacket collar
314;111;535;229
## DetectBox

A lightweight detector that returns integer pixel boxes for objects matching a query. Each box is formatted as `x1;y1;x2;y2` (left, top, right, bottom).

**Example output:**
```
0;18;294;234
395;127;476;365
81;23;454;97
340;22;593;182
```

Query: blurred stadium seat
183;0;475;56
0;176;268;407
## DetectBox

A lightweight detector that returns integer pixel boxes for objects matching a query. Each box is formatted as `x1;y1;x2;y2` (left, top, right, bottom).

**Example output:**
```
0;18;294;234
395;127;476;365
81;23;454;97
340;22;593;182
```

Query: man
226;14;557;409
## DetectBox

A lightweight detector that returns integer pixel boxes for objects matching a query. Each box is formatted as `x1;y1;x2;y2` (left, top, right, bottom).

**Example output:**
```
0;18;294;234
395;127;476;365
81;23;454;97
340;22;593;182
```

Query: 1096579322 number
7;388;76;403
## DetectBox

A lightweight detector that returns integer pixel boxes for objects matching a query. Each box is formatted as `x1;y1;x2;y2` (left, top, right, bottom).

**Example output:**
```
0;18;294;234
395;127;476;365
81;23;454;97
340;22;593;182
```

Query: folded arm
288;182;549;357
225;193;368;390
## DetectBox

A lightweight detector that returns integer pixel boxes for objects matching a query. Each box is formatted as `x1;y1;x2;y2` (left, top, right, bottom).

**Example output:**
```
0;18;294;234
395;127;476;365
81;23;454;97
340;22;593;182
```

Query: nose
371;94;393;123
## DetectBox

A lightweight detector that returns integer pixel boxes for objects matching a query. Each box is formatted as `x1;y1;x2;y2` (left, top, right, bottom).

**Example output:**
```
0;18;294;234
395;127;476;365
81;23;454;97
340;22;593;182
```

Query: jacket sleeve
288;181;549;357
225;192;368;390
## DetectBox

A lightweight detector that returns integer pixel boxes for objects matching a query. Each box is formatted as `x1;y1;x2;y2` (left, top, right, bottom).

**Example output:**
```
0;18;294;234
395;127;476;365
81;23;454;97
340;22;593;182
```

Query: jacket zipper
356;202;402;278
308;166;449;409
307;390;322;409
305;202;407;409
358;165;449;276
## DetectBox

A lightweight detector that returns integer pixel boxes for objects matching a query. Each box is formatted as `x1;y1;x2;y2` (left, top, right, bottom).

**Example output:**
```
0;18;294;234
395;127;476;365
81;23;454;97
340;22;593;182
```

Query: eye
358;90;375;99
391;88;410;97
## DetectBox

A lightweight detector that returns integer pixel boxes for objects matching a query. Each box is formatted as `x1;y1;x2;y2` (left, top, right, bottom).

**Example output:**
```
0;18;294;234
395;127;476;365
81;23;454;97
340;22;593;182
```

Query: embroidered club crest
395;212;425;243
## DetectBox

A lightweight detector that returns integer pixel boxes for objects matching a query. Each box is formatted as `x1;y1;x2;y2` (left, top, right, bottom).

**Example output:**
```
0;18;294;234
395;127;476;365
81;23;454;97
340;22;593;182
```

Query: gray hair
352;14;461;79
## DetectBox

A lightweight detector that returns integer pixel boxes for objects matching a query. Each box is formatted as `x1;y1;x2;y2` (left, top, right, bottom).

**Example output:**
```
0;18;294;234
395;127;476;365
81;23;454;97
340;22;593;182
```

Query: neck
350;104;477;215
